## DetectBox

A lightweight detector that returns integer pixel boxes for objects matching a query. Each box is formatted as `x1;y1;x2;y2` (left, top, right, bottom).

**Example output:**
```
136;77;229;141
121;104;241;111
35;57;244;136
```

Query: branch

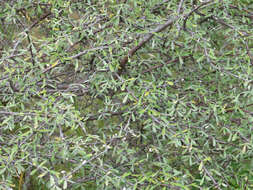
118;15;180;75
41;46;109;74
26;32;35;66
11;11;52;56
194;155;222;190
118;0;215;75
183;0;215;31
141;56;190;74
27;11;52;31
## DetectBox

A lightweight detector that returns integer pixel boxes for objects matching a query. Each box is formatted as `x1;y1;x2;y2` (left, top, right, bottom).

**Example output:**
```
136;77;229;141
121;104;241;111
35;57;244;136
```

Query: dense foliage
0;0;253;189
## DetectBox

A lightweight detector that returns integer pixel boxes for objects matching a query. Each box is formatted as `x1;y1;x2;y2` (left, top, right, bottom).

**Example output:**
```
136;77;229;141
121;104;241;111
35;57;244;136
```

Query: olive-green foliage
0;0;253;189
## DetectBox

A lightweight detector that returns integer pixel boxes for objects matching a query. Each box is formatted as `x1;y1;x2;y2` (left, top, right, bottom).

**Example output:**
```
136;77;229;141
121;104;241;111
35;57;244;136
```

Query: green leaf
123;94;128;103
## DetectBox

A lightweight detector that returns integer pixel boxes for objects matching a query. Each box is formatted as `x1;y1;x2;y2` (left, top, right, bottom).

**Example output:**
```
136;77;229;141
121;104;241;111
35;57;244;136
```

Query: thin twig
177;0;185;14
11;11;52;56
69;45;109;60
64;147;109;180
195;155;222;190
41;46;109;74
27;11;52;31
183;0;215;31
245;40;253;65
141;56;190;74
26;32;35;66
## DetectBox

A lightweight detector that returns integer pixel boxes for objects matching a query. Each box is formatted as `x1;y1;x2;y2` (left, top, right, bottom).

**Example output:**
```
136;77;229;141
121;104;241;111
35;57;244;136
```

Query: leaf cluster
0;0;253;189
